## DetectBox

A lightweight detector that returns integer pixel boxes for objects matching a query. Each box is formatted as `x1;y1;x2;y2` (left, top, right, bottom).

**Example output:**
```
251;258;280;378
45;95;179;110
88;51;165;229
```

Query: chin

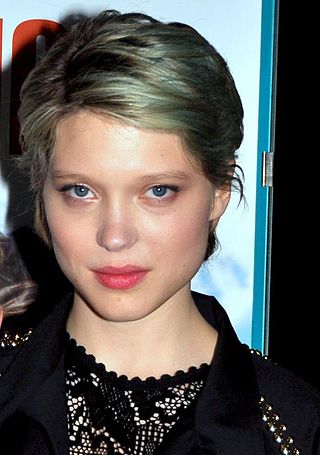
79;290;159;323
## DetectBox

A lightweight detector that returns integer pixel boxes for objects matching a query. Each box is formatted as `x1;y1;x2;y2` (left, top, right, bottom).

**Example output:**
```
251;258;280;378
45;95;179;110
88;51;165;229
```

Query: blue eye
58;184;94;200
145;185;179;200
73;185;90;198
151;186;169;197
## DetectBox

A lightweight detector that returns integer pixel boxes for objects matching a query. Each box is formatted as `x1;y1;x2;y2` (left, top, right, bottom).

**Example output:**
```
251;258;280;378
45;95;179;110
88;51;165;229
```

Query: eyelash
58;184;95;205
144;185;180;199
57;183;180;204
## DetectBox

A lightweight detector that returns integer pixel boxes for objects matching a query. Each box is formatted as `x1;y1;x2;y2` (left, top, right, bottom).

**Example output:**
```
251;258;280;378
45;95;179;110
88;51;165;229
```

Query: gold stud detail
0;329;32;350
250;348;269;360
260;396;300;454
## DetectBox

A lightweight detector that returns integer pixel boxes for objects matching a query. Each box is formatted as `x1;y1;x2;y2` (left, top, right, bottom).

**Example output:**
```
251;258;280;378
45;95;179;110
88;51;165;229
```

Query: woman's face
43;111;230;322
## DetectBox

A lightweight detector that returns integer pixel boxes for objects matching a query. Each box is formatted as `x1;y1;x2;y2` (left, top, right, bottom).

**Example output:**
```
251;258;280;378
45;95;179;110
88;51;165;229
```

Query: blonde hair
0;233;37;318
18;10;244;259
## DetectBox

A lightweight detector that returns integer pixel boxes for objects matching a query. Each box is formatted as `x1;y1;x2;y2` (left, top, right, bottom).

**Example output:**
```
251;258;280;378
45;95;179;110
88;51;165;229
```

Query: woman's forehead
53;111;202;175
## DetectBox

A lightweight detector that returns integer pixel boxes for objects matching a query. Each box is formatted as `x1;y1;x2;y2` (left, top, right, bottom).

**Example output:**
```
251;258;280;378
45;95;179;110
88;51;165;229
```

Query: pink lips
93;265;149;290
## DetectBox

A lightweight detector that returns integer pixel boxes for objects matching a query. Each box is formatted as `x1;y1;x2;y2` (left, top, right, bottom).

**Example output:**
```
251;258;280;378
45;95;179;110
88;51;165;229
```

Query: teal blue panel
251;0;278;352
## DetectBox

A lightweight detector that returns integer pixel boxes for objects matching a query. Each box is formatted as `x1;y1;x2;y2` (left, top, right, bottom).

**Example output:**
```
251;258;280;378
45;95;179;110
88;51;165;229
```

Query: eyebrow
135;171;191;183
51;172;91;181
51;170;192;182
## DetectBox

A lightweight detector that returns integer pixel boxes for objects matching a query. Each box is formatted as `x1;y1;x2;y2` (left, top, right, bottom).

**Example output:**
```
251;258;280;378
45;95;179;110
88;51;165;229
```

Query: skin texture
43;111;230;378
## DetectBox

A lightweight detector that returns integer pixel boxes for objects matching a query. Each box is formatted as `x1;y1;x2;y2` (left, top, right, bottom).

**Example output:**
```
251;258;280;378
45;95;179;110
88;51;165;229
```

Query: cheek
44;199;87;263
151;203;211;259
48;220;77;266
180;210;210;250
47;221;89;287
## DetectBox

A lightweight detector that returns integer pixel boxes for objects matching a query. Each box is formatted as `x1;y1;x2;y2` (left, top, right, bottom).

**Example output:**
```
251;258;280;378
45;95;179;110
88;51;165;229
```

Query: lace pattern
65;338;209;454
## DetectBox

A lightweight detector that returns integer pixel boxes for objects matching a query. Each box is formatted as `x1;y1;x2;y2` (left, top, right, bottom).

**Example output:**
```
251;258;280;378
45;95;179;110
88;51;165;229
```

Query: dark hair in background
0;232;37;317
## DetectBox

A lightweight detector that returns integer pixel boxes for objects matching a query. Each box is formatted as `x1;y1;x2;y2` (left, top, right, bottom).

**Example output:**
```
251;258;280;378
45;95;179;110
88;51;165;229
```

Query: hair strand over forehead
18;9;244;259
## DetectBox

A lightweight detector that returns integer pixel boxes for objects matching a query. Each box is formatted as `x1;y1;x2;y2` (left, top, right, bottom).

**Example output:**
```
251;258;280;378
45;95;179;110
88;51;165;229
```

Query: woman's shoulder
0;326;32;377
0;324;33;354
0;297;38;348
248;347;320;453
249;347;320;404
0;292;72;376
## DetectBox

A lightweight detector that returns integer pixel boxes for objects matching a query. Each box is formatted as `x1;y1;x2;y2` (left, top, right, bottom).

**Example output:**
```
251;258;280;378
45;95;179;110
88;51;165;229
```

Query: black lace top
65;337;210;455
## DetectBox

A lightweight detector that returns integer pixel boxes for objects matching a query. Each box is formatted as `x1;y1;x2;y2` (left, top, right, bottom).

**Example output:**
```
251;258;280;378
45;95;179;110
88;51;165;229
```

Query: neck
66;290;218;380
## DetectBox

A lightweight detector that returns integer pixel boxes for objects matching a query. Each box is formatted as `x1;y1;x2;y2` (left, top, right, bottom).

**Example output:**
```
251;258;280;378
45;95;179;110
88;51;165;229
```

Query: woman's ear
0;307;3;328
209;188;231;225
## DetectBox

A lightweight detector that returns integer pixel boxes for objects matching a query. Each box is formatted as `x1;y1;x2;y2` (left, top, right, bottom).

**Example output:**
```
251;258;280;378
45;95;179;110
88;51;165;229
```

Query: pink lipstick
93;265;149;290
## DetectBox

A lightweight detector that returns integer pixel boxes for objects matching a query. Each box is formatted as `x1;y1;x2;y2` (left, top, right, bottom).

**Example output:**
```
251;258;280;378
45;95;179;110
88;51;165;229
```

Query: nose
96;201;138;252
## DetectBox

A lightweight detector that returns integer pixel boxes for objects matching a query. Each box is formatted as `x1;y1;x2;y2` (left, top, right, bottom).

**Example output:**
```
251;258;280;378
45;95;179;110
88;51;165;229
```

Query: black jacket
1;292;319;454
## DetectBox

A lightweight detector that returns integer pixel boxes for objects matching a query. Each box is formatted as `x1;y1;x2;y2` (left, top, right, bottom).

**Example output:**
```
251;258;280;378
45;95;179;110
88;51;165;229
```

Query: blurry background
0;0;271;349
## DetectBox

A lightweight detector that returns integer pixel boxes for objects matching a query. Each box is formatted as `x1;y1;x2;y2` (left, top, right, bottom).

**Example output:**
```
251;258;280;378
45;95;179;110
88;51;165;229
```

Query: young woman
0;10;319;455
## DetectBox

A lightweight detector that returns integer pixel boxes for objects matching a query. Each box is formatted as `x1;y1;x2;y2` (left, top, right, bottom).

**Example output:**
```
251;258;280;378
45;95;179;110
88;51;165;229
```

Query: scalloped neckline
65;334;210;389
